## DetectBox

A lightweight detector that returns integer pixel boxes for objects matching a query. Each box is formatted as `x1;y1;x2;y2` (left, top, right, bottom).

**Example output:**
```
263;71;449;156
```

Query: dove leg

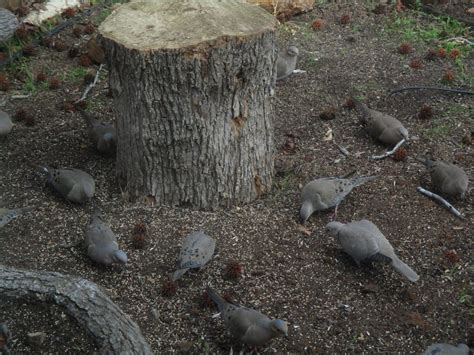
329;205;339;221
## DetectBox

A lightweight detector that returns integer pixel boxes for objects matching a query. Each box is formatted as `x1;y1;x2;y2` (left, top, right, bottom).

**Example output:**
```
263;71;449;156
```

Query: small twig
292;69;306;74
335;142;350;156
417;187;465;220
444;37;474;45
388;86;474;96
370;139;405;160
58;240;82;249
75;64;104;103
11;94;31;100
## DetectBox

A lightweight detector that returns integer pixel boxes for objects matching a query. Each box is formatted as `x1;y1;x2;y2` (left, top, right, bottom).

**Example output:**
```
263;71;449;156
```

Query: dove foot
328;205;339;221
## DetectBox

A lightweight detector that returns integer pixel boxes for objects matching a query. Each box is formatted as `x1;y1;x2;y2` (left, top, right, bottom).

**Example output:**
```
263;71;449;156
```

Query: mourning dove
352;97;408;147
78;109;116;156
0;205;35;228
0;110;13;138
171;231;216;281
416;157;468;200
276;46;299;80
300;176;376;223
85;210;127;265
36;165;95;204
207;287;288;347
422;343;469;355
326;219;419;282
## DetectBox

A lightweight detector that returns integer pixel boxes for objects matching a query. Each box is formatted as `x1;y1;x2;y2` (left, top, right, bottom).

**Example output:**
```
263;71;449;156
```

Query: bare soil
0;2;473;354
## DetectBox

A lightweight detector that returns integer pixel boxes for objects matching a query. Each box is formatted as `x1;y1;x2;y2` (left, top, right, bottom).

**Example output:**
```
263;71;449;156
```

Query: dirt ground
0;2;473;354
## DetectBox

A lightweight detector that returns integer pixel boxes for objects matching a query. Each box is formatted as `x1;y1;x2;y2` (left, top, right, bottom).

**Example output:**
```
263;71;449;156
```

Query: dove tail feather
170;268;188;282
16;206;35;215
351;176;377;187
415;156;434;167
391;256;419;282
206;287;226;311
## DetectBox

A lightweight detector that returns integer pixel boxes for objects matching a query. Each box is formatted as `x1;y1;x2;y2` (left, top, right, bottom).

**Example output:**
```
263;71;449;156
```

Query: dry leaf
323;128;333;141
297;225;312;236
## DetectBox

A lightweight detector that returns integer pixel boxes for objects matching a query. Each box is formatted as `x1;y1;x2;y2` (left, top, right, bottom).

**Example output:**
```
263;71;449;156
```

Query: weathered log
0;265;152;354
99;0;277;209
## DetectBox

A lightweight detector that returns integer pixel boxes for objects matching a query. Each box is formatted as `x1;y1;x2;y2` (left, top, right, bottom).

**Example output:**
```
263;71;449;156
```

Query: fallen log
0;265;152;354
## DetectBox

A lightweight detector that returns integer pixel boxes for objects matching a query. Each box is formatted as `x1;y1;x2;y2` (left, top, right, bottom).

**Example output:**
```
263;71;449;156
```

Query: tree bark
0;265;152;354
99;0;277;209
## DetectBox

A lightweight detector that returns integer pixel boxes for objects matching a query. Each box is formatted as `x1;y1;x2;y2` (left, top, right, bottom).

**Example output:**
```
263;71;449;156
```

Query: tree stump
99;0;277;209
245;0;314;21
0;265;152;354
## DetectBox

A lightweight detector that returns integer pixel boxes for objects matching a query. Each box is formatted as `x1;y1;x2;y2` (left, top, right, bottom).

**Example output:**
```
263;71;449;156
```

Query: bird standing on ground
0;110;13;138
416;157;468;200
276;46;299;80
78;109;116;156
85;210;127;265
171;231;216;281
300;176;377;223
207;287;288;347
326;219;419;282
352;97;408;147
35;165;95;204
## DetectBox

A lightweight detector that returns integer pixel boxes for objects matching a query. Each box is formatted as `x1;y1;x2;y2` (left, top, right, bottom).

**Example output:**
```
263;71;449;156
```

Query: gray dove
85;210;127;265
207;287;288;347
36;165;95;204
0;205;35;228
326;219;419;282
276;46;299;80
352;97;408;147
416;157;468;200
78;109;116;156
300;176;376;223
171;231;215;281
0;110;12;138
422;343;469;355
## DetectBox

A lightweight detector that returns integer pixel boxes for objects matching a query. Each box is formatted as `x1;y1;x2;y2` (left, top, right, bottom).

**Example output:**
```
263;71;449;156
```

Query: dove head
112;250;128;264
299;201;314;224
98;133;116;154
90;209;104;223
398;127;409;141
271;319;288;337
325;221;344;235
286;46;299;57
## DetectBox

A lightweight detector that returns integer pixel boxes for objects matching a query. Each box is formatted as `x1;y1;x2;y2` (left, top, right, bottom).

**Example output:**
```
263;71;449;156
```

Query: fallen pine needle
417;186;465;220
370;139;405;160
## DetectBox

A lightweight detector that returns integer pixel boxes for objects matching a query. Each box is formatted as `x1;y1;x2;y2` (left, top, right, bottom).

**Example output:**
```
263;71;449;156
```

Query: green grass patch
386;11;473;83
66;67;88;83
